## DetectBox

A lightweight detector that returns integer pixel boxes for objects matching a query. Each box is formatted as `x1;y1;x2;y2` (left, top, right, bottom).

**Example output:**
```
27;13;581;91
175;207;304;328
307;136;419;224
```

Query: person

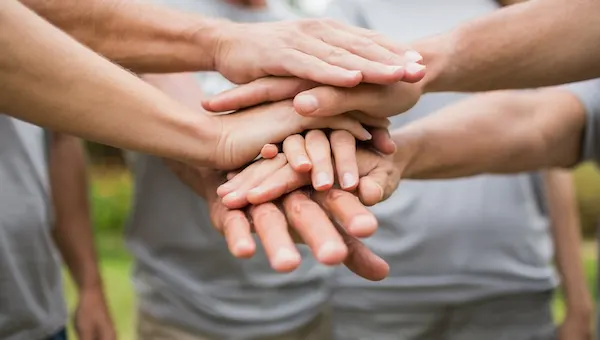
125;1;390;339
0;115;114;339
322;1;591;339
0;0;423;165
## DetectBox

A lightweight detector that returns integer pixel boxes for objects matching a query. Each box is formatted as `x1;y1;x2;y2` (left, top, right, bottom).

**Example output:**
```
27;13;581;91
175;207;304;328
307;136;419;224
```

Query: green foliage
90;170;132;233
573;162;600;238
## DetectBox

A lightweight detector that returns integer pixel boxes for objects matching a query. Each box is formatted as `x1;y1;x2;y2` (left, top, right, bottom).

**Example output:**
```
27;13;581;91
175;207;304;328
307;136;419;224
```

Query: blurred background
69;1;600;339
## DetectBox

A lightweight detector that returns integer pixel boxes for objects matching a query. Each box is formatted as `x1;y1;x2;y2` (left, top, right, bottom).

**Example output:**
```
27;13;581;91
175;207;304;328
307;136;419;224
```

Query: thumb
358;167;400;206
203;77;317;112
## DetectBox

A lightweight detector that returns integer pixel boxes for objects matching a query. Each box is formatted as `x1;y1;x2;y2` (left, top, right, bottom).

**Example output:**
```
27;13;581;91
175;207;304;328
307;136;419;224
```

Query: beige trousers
137;309;331;340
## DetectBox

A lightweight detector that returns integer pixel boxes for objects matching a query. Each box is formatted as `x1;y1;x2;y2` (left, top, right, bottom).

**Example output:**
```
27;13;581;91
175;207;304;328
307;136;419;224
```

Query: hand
217;140;400;212
74;288;116;340
558;311;593;340
213;18;424;86
202;73;424;122
208;100;390;170
165;161;389;280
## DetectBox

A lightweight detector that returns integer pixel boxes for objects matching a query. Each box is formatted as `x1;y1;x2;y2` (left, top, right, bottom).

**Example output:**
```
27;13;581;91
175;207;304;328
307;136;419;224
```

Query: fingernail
342;173;357;189
315;172;331;189
248;187;265;196
233;240;254;256
386;65;404;74
405;62;426;75
361;130;373;141
297;155;311;167
404;50;423;63
349;214;378;236
317;242;347;264
223;191;239;202
274;248;300;268
295;94;319;114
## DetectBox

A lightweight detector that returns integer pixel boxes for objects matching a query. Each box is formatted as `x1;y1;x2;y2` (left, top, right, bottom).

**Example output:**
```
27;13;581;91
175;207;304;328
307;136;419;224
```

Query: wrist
414;29;459;94
190;16;234;72
391;126;424;178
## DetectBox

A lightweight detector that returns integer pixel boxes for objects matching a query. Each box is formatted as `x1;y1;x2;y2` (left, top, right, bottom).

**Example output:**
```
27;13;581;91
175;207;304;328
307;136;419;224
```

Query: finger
247;165;310;205
279;50;363;88
250;203;301;272
202;77;318;113
305;130;334;191
358;174;395;207
296;35;404;84
220;209;256;258
260;144;279;159
339;228;390;281
312;189;377;238
217;154;285;197
369;127;397;155
221;154;288;209
347;111;391;129
324;21;427;82
283;191;347;265
329;130;358;190
282;134;312;172
302;114;372;141
295;84;394;118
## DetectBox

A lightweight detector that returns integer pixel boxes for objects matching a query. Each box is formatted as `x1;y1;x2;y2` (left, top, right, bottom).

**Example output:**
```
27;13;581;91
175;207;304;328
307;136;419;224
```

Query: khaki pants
138;309;331;340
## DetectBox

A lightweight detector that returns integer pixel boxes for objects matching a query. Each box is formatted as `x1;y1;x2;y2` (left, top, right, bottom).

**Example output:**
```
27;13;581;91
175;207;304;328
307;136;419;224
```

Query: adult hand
202;72;424;121
74;288;116;340
208;100;390;170
218;138;400;211
558;308;593;340
213;18;423;87
165;160;389;281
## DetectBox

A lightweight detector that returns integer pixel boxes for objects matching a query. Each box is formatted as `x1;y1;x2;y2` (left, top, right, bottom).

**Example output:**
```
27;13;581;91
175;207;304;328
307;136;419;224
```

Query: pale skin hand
49;133;115;340
22;0;416;86
544;170;593;340
165;161;390;281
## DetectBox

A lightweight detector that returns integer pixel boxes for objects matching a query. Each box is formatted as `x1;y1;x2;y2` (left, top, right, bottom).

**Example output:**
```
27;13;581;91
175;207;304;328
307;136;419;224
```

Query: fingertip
316;242;348;266
222;192;248;209
260;144;279;159
217;184;233;197
294;94;320;116
293;160;312;173
232;239;256;258
272;248;302;272
358;178;385;206
404;62;427;80
348;214;378;238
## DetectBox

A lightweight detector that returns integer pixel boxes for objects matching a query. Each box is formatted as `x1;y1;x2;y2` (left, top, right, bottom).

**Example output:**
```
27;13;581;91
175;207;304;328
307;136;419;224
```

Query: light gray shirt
0;115;66;340
328;0;557;315
126;1;332;339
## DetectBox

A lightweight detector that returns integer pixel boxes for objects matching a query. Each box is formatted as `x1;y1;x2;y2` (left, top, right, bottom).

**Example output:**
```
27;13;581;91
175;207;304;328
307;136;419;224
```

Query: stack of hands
165;20;427;281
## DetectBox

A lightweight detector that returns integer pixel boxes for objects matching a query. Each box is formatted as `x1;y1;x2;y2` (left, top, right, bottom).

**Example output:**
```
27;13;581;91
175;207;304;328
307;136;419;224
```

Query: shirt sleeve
563;79;600;164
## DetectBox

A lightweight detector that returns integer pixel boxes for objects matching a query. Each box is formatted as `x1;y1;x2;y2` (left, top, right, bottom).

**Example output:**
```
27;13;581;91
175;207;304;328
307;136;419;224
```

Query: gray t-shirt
126;1;332;338
0;116;66;340
328;0;556;314
565;79;600;163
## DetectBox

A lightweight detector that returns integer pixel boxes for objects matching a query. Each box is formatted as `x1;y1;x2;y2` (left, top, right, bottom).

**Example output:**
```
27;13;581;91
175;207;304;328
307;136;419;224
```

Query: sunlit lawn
61;166;599;339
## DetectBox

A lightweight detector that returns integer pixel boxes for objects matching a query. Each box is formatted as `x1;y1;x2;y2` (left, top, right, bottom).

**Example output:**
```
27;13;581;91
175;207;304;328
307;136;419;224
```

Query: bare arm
49;133;116;338
392;89;587;179
0;0;217;165
543;170;593;333
20;0;220;74
418;0;600;92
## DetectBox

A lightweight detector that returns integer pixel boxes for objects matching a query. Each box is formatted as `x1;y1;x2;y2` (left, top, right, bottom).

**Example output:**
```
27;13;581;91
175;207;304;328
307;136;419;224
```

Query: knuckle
325;188;347;202
289;198;314;215
251;205;281;221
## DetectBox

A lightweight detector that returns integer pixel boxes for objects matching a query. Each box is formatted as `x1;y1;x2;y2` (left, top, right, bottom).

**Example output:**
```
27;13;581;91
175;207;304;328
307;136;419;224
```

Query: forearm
392;89;585;179
21;0;223;73
1;1;218;166
417;0;600;93
543;169;593;315
49;133;102;291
